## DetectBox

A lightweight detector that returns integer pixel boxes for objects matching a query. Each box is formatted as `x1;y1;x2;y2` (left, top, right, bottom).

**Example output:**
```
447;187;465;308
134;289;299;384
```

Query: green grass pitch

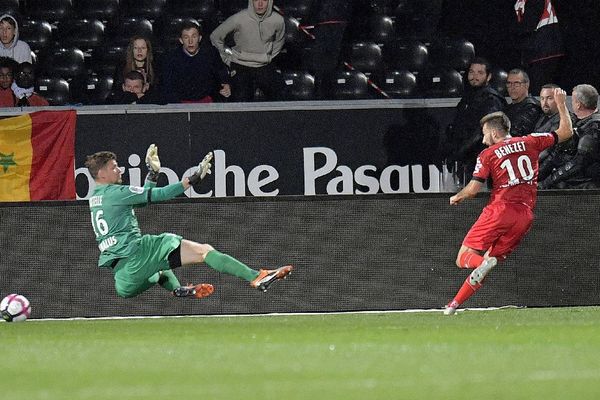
2;306;600;400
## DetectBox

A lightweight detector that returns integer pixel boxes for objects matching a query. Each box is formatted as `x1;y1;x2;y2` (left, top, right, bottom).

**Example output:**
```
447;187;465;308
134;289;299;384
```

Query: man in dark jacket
444;57;507;184
539;84;600;189
503;68;543;137
162;21;231;104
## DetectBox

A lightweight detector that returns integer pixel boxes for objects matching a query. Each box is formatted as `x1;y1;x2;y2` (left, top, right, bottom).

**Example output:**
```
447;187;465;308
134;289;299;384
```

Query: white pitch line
11;305;525;322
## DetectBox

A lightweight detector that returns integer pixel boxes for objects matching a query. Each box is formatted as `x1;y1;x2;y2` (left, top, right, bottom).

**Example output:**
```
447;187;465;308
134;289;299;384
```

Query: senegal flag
0;110;76;202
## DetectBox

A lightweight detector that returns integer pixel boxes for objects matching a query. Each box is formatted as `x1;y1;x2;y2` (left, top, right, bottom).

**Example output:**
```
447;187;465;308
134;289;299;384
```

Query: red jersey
472;132;558;209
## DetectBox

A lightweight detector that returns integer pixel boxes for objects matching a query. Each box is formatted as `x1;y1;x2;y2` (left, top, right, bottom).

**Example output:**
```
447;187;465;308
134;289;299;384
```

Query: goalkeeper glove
145;144;161;182
188;152;213;185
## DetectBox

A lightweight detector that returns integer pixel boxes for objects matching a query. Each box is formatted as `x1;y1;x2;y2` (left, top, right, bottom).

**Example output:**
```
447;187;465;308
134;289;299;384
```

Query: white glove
189;152;213;184
145;144;161;173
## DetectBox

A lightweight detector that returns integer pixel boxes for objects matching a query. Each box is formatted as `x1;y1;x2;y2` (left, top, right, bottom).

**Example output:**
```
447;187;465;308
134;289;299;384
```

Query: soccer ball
1;294;31;322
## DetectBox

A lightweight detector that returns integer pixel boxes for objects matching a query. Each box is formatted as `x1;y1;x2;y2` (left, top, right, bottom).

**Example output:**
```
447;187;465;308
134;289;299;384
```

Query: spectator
113;36;158;91
539;84;600;189
106;70;162;105
514;0;564;95
0;15;32;64
503;68;543;137
536;83;577;180
304;0;352;99
12;62;48;107
443;57;507;184
210;0;286;101
162;21;230;104
0;56;17;107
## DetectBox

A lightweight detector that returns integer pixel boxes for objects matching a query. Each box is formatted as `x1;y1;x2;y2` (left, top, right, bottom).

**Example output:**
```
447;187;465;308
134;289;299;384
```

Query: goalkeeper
85;145;292;299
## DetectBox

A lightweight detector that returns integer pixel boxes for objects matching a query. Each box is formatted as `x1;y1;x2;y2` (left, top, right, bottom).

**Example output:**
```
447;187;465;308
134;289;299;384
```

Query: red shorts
463;202;533;260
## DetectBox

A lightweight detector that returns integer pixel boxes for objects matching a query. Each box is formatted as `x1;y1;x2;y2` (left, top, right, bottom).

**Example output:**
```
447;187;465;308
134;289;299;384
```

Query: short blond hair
480;111;511;134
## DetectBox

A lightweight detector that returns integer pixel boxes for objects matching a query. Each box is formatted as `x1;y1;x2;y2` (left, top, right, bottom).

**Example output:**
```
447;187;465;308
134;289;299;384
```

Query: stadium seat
167;0;216;19
122;0;168;21
283;16;305;48
19;19;54;53
348;41;383;74
327;70;371;100
274;0;313;21
383;38;428;73
0;0;20;16
417;66;463;98
81;74;114;105
25;0;74;23
106;17;153;46
379;69;417;98
218;0;246;18
428;37;475;72
90;44;127;75
280;70;315;100
36;77;71;105
57;19;105;52
153;16;199;49
348;14;395;44
38;47;86;79
393;0;442;41
490;67;508;97
74;0;120;25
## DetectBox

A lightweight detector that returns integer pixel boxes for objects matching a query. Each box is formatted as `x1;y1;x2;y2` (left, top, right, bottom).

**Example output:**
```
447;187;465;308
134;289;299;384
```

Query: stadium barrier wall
1;191;598;319
2;100;461;198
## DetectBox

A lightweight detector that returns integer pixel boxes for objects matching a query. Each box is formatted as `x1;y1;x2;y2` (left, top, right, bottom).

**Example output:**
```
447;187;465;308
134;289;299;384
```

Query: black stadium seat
167;0;216;19
74;0;120;25
39;47;86;79
384;38;428;73
19;19;54;53
90;44;127;76
428;37;475;72
106;17;153;46
417;66;463;98
348;41;383;74
81;74;114;105
25;0;74;23
218;0;246;18
490;67;508;97
274;0;313;21
379;69;417;98
280;70;315;101
327;70;371;100
36;77;71;105
0;0;20;17
122;0;168;21
57;19;105;52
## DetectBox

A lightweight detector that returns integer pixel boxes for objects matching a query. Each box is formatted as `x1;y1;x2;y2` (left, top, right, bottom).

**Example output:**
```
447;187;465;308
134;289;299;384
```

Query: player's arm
450;179;483;205
554;88;574;143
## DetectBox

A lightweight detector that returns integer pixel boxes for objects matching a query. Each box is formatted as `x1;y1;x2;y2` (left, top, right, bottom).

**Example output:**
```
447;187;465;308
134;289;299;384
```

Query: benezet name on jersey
494;141;526;159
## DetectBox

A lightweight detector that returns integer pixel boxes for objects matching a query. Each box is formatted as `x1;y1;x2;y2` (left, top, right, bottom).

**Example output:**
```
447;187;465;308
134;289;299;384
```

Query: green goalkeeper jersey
88;181;185;268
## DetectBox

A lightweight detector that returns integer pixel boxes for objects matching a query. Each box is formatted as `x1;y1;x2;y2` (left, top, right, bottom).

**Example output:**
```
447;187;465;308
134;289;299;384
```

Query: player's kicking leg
180;240;294;292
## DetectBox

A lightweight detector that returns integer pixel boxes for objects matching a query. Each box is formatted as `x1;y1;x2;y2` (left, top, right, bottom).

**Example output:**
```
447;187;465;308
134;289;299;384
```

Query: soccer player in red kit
444;88;573;315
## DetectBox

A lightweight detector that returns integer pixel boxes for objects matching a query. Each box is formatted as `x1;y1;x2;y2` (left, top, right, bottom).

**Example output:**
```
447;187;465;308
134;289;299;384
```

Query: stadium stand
35;76;71;105
25;0;74;23
327;70;371;100
19;19;54;53
379;69;416;98
74;0;120;24
105;16;153;47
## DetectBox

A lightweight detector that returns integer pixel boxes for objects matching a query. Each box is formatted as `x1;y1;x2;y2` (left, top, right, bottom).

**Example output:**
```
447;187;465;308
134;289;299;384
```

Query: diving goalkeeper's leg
180;240;293;292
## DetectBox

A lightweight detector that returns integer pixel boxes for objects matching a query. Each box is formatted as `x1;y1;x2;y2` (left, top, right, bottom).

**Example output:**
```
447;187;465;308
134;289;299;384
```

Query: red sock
452;275;483;306
458;251;484;269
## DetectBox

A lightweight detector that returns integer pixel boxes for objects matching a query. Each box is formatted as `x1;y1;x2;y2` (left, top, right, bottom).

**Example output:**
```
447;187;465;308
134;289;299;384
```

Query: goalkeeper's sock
458;251;484;269
154;270;181;292
204;250;260;282
452;275;483;306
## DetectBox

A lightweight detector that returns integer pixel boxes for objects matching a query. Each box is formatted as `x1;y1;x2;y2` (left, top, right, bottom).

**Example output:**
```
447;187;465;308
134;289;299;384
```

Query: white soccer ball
1;294;31;322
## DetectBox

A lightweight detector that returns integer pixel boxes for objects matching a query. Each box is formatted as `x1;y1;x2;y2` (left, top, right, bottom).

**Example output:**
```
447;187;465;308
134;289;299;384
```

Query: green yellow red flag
0;110;76;201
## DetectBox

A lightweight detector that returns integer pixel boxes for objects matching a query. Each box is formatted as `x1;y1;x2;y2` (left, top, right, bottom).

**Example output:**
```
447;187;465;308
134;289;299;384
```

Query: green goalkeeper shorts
112;233;182;298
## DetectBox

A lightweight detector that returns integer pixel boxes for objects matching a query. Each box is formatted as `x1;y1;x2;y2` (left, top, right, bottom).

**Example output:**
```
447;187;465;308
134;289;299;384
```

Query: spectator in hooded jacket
0;15;32;64
210;0;286;101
